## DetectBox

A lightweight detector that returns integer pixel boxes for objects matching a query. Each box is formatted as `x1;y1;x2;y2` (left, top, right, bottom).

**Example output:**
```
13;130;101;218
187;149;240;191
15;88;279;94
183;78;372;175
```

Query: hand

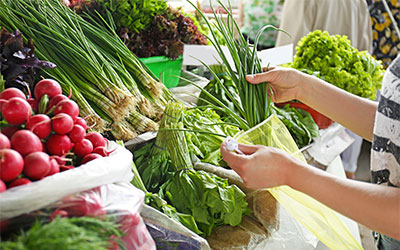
246;67;308;103
220;141;302;190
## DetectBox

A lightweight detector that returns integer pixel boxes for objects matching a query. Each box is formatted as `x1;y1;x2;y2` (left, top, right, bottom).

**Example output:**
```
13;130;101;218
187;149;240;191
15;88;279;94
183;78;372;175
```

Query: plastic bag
1;183;156;250
141;204;210;250
0;141;134;220
235;114;363;250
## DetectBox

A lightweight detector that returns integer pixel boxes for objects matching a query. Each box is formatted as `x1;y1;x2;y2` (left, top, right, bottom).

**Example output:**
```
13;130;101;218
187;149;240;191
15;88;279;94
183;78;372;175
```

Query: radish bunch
0;79;112;192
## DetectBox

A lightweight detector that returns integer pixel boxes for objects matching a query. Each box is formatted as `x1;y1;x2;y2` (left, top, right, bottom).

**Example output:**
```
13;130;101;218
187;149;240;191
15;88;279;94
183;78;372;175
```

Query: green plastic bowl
139;56;183;88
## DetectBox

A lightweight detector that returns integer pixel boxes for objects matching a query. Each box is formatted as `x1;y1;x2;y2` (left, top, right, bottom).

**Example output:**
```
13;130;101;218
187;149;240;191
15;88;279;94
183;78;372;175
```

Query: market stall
0;0;386;249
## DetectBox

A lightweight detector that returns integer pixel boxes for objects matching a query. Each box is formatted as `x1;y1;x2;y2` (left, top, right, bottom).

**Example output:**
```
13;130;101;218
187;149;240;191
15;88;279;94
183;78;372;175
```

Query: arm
220;143;400;240
247;67;378;141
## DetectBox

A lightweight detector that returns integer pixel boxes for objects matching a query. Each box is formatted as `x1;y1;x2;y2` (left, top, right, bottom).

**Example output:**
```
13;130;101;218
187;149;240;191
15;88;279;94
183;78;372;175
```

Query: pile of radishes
0;79;113;192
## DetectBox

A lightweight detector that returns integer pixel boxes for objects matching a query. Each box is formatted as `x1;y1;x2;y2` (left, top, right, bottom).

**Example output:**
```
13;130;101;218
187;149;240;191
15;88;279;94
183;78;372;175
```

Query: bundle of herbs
156;102;250;237
1;216;125;250
0;0;172;140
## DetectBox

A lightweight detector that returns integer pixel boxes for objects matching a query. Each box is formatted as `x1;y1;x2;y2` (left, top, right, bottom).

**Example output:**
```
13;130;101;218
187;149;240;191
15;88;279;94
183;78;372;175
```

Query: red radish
74;117;87;130
0;179;6;192
46;134;73;156
27;98;39;114
1;126;19;139
60;165;74;172
85;132;105;148
34;79;62;99
1;97;32;125
47;94;69;112
24;152;51;180
93;146;116;157
46;158;60;176
0;133;10;149
0;149;24;181
52;113;74;134
54;99;79;119
11;130;43;156
73;139;93;158
68;125;86;143
0;88;26;100
50;209;68;220
26;114;52;139
8;178;32;188
62;194;104;217
81;153;102;165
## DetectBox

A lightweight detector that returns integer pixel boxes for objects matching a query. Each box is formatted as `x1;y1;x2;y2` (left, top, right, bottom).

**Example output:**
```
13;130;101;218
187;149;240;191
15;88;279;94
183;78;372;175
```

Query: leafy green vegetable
1;216;125;250
91;0;167;33
118;6;207;60
183;108;240;166
272;105;319;148
197;65;241;117
157;102;250;237
290;30;384;100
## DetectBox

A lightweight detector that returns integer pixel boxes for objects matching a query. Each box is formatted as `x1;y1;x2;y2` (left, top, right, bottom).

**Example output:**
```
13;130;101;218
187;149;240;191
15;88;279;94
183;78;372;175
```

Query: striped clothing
371;54;400;187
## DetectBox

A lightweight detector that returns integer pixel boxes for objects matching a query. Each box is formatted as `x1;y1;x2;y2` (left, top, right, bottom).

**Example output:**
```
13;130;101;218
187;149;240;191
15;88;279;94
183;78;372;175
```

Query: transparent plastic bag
0;142;133;221
1;183;155;250
235;114;363;250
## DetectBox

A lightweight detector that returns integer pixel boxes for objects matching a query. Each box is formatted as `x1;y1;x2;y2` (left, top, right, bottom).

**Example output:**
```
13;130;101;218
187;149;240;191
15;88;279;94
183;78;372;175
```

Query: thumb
237;143;259;155
246;72;271;84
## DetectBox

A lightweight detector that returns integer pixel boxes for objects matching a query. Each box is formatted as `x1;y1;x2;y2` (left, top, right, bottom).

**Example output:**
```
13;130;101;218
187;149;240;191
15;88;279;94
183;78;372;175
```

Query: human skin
220;67;400;240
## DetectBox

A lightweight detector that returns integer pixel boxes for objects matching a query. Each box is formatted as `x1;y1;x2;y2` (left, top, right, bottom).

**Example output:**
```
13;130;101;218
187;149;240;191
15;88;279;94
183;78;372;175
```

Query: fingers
246;70;273;84
220;142;249;169
237;143;259;155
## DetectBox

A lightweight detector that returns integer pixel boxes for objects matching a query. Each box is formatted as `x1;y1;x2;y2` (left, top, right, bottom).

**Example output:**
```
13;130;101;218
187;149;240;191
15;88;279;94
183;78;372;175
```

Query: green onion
187;0;288;129
0;0;173;140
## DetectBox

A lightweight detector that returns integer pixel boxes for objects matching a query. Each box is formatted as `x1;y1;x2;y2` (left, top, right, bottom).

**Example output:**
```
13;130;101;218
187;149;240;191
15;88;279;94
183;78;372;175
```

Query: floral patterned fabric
241;0;284;48
367;0;400;69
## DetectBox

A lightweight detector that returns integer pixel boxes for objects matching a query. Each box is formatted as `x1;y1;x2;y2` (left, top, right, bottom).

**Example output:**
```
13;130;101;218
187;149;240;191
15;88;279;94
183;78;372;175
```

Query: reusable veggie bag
235;114;363;250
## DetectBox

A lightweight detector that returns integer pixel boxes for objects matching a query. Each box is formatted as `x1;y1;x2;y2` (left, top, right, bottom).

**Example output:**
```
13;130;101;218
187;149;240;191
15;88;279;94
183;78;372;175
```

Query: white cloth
275;0;373;54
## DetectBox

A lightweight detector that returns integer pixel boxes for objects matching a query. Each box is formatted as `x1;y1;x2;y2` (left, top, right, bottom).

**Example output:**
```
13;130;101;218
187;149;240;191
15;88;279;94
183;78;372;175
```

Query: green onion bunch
188;0;286;130
0;0;173;140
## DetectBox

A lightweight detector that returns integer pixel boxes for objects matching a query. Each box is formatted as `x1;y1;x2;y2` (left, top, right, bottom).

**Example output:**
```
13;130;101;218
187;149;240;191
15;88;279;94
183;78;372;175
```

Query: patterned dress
371;54;400;249
367;0;400;69
241;0;284;48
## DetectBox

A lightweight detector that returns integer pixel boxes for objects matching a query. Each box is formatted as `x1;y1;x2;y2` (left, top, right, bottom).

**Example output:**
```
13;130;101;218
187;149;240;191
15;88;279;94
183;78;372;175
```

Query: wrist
295;71;314;103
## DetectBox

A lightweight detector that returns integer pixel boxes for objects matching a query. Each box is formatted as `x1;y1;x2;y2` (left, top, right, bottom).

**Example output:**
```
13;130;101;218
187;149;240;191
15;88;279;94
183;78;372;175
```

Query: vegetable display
290;30;384;100
0;80;110;192
0;0;173;141
134;102;249;237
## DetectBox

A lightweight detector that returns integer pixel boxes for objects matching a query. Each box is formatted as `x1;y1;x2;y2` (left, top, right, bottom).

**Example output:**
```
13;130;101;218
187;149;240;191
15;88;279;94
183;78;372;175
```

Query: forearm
288;162;400;240
298;74;378;141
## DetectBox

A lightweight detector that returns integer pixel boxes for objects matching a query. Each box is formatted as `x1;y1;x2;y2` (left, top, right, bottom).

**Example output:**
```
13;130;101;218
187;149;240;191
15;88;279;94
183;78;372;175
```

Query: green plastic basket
139;56;183;88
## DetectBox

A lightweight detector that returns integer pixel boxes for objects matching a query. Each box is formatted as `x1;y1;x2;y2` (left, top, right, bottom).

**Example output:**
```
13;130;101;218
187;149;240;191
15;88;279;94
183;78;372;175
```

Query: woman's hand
220;141;303;190
246;66;309;103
